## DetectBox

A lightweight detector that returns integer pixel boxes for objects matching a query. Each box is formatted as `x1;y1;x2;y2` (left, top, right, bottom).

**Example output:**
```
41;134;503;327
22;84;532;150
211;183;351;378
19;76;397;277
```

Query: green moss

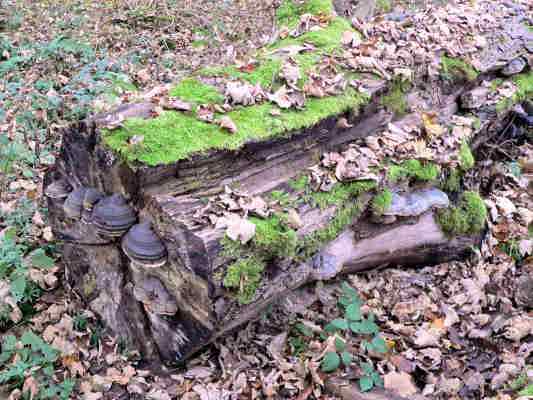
289;174;310;191
388;159;440;183
376;0;392;14
299;200;364;258
223;257;266;304
371;189;392;216
276;0;334;28
381;77;410;116
270;190;293;207
459;141;475;170
271;17;353;53
441;168;461;193
251;214;298;259
310;180;376;209
169;78;224;105
104;87;367;165
440;56;478;82
200;58;282;89
437;191;487;236
495;71;533;113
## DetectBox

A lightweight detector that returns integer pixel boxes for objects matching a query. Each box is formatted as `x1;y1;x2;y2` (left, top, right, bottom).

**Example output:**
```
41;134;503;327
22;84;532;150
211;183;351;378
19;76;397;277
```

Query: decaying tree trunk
44;23;531;363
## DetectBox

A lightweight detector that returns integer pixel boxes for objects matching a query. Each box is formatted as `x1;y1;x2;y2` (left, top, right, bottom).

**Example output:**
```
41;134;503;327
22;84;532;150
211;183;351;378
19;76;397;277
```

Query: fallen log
44;4;532;363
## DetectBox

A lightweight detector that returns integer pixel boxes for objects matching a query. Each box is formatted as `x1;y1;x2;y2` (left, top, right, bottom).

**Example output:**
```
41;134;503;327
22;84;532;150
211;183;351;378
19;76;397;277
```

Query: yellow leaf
422;112;445;137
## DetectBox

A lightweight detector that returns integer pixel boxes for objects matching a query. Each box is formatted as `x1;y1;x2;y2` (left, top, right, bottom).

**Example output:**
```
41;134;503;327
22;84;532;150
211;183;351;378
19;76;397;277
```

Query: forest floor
0;0;532;399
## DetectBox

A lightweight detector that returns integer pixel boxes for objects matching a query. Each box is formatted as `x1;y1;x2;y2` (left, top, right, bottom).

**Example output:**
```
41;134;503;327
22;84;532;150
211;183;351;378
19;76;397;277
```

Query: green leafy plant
0;332;75;399
320;282;386;391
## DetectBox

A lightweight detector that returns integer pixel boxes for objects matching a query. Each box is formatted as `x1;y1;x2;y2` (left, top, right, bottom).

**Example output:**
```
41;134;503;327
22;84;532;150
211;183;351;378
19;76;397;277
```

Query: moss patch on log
441;169;461;193
440;55;478;82
459;141;475;170
371;189;393;216
102;0;369;166
223;257;266;304
381;78;410;116
495;71;533;113
104;87;367;165
437;191;487;236
169;78;225;105
388;159;440;183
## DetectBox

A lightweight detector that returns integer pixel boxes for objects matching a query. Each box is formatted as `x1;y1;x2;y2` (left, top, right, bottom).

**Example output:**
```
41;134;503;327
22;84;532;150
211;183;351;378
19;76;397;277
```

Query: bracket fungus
63;187;87;219
121;221;167;267
44;179;72;200
92;194;137;237
81;188;104;223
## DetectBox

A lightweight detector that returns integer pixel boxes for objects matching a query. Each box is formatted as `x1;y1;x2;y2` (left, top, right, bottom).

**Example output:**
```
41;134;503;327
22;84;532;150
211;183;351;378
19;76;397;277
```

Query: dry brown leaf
218;116;238;134
384;372;418;396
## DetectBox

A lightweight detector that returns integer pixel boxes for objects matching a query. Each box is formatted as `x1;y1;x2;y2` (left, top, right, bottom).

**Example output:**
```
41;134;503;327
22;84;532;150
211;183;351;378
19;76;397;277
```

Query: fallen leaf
422;112;445;137
384;372;418;396
218;116;238;134
226;215;256;244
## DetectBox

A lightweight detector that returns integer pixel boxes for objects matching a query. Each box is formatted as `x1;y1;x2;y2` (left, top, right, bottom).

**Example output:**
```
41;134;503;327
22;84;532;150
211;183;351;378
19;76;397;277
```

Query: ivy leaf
359;375;374;392
321;351;341;373
370;335;387;353
371;371;384;387
30;249;55;269
335;337;346;352
10;276;26;302
360;362;375;375
340;351;352;366
350;316;379;335
325;318;348;332
345;303;361;321
295;322;314;337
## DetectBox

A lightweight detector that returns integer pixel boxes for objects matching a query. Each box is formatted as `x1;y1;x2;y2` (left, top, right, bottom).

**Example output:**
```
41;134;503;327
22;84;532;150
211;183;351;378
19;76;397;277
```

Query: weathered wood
45;66;510;363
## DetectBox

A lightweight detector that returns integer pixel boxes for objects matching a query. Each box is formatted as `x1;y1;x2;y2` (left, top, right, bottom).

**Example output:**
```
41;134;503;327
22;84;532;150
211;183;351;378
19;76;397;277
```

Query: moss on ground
388;159;440;183
223;257;266;304
459;141;475;170
440;55;478;82
169;78;224;105
381;77;410;116
495;71;533;113
371;189;393;216
437;191;487;236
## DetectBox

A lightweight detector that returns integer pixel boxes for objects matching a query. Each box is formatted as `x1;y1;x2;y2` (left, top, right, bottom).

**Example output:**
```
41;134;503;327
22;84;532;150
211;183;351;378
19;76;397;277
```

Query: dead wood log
45;75;501;363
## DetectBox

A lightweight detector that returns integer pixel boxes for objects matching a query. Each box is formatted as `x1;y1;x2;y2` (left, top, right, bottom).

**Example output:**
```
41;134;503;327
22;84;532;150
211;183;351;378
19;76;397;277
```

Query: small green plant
320;283;386;391
371;189;393;216
0;332;75;399
500;239;523;261
440;55;478;82
441;168;461;193
459;141;475;170
270;190;293;207
223;257;266;304
289;322;314;356
388;159;439;183
437;191;487;236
